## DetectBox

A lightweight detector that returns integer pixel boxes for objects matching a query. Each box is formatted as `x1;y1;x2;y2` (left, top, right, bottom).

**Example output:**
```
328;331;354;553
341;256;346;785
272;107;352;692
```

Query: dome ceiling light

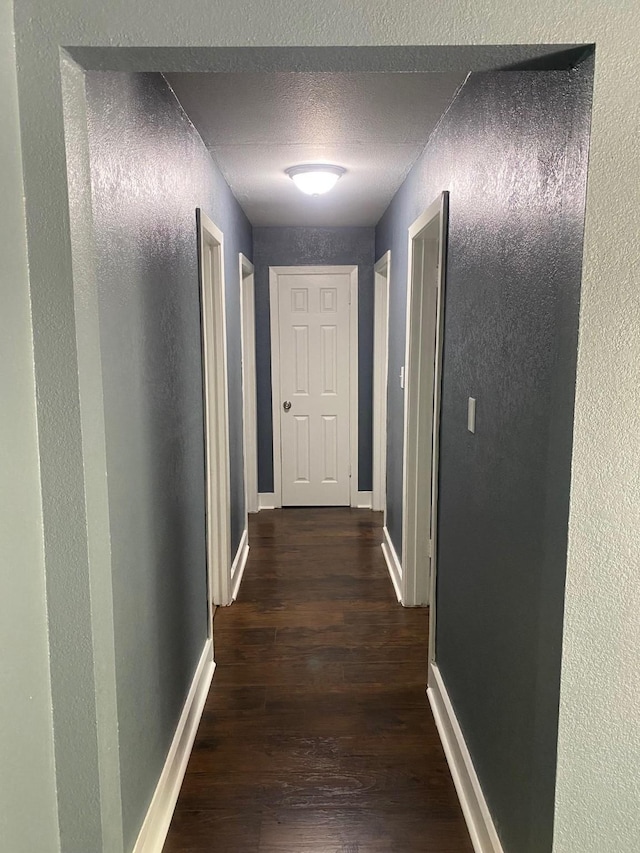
286;164;346;196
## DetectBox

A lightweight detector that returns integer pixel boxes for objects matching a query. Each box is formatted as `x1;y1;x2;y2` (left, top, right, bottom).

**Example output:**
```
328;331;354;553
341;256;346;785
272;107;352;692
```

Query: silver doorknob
283;401;292;412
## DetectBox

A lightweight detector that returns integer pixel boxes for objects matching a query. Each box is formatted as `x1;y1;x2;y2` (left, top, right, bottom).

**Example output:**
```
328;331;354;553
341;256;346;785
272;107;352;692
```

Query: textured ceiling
165;72;466;226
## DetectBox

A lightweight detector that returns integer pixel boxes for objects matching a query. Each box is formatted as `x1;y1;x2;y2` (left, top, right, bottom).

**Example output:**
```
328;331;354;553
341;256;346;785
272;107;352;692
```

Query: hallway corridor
164;509;473;851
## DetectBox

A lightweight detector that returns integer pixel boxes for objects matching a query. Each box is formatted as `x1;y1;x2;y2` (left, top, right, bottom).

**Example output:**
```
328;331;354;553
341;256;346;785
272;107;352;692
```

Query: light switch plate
468;397;476;433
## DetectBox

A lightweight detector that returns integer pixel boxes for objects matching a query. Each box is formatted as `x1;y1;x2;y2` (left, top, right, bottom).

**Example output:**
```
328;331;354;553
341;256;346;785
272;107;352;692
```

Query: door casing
239;253;258;515
372;251;391;514
198;209;232;614
269;265;359;508
402;192;448;616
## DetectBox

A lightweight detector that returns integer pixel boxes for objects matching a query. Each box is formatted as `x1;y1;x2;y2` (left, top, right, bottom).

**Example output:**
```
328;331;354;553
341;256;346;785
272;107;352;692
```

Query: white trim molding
268;267;283;508
132;640;215;853
372;251;391;513
381;526;402;602
401;193;448;608
269;265;359;508
257;491;371;511
239;254;259;516
258;493;277;511
230;527;249;601
427;663;504;853
198;210;232;615
348;267;359;508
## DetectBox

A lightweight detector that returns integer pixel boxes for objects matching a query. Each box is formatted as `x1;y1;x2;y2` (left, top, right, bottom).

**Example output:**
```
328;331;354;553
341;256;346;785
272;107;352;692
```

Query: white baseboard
381;525;402;602
258;492;277;510
354;490;373;509
231;527;249;601
427;663;504;853
259;492;372;510
132;640;215;853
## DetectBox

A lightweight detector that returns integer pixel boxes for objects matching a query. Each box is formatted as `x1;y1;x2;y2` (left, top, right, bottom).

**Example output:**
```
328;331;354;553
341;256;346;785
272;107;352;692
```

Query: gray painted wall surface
9;7;640;851
376;67;593;853
0;3;60;849
253;226;375;493
85;71;251;849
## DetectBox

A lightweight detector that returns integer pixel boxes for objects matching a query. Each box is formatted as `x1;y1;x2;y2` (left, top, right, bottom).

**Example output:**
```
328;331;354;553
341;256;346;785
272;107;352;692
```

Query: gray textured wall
376;66;593;853
8;6;640;850
253;226;375;493
85;71;251;849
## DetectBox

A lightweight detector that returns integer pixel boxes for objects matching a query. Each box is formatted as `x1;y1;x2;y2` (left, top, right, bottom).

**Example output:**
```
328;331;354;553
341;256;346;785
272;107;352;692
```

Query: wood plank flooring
164;508;473;852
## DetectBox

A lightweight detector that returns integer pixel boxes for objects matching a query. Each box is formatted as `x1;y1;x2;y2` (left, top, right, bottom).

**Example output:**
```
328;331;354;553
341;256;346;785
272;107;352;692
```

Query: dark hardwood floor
164;508;473;852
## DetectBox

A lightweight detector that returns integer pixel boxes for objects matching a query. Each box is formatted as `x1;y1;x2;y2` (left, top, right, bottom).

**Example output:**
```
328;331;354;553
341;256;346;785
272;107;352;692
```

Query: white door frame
269;264;359;508
239;254;258;515
401;192;449;611
198;209;232;618
372;251;391;514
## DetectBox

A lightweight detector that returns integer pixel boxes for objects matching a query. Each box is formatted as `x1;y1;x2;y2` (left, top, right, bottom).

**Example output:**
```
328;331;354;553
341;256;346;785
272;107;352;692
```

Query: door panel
321;415;338;482
293;326;309;393
293;415;310;483
278;272;351;505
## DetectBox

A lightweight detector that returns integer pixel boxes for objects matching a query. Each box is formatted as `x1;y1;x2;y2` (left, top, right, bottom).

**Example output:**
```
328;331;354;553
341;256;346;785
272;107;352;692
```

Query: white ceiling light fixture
286;164;346;196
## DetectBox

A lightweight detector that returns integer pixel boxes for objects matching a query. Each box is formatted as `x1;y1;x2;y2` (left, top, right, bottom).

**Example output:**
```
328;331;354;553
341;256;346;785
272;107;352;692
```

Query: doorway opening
401;193;448;612
198;209;232;613
372;251;391;514
239;253;258;516
49;45;594;853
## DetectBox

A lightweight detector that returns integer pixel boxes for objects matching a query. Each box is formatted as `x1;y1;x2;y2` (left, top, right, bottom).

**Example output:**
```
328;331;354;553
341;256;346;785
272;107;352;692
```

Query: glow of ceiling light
286;164;346;196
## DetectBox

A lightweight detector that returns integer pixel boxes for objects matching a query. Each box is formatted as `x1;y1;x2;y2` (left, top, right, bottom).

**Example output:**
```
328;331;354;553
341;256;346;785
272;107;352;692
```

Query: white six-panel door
273;268;354;506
